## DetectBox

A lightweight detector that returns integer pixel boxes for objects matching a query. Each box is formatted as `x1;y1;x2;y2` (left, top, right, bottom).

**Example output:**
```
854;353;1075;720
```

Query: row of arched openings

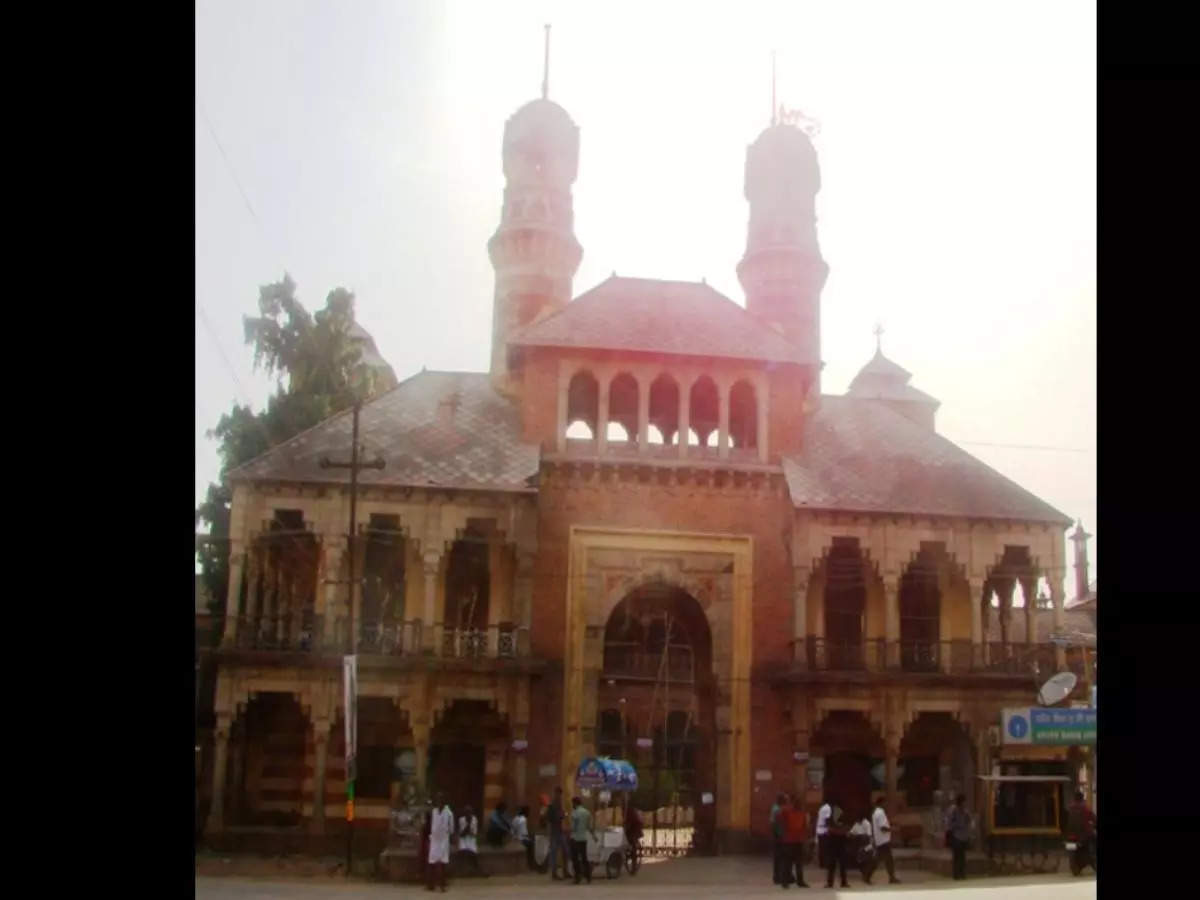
565;371;759;450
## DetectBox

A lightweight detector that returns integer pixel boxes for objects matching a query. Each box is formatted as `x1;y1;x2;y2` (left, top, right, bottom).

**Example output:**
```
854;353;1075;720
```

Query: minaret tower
736;75;828;389
487;25;583;386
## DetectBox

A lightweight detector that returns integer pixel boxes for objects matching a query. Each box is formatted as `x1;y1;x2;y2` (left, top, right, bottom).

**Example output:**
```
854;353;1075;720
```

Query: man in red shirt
781;795;811;888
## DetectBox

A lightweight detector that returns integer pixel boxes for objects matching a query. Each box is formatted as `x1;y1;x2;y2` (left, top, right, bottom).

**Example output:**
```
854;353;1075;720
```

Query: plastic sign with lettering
1003;707;1096;745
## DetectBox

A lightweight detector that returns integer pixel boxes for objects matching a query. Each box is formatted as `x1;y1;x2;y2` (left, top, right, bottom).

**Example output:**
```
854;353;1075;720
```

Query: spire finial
873;321;884;353
542;24;551;100
771;51;777;126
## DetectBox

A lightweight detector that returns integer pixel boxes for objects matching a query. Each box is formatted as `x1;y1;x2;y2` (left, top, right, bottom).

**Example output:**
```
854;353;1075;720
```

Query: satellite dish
1038;671;1078;706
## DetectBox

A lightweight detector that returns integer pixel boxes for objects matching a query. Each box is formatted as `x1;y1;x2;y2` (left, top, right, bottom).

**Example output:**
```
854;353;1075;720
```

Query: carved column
756;387;768;463
717;382;730;459
597;377;610;454
222;541;246;646
883;575;900;669
883;696;901;811
243;544;261;646
1051;580;1066;668
514;550;535;656
319;537;345;651
205;712;233;835
422;549;442;653
793;567;810;667
636;375;650;453
995;577;1014;647
412;721;430;796
1020;577;1037;645
556;368;569;452
969;576;984;669
677;378;691;458
311;719;330;834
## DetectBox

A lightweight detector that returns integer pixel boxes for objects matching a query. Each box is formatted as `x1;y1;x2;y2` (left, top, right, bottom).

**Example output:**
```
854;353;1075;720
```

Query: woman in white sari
427;792;454;892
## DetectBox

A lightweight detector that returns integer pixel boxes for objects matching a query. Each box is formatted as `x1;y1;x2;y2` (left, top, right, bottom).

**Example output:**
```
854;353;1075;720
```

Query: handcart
534;757;640;879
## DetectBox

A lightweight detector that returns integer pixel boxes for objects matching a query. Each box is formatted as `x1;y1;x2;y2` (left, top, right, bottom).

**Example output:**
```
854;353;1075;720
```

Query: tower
736;115;828;385
487;29;583;384
1069;520;1093;602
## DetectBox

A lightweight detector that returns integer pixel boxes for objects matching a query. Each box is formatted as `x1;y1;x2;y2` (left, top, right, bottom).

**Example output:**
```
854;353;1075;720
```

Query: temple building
200;76;1092;857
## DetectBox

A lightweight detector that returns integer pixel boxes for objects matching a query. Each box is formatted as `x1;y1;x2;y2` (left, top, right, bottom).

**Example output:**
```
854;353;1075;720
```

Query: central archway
596;584;716;856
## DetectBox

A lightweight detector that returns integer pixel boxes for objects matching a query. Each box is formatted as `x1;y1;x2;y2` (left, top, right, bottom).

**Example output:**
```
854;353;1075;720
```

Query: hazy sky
196;0;1096;590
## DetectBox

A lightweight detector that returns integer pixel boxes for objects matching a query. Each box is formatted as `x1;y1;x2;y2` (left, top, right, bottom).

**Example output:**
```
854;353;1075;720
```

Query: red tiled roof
508;275;813;365
783;395;1072;524
227;371;539;492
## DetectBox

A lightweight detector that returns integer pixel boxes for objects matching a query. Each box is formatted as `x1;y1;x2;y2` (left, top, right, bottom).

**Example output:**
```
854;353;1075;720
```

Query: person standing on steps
770;792;788;885
945;793;972;880
457;804;485;876
426;792;454;893
814;795;832;871
871;796;900;884
512;805;535;871
823;794;851;889
569;795;596;884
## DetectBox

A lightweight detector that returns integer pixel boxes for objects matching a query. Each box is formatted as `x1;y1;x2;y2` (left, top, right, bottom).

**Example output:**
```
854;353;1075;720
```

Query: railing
221;616;529;659
602;642;695;681
792;637;1069;676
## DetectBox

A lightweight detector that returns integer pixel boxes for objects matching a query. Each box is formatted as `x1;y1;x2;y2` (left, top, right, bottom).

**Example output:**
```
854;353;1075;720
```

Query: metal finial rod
874;321;884;353
542;24;551;99
771;51;777;126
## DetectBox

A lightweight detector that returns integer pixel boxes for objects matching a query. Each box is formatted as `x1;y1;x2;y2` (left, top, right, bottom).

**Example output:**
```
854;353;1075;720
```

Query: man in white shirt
427;792;454;892
871;796;900;884
815;797;832;870
457;804;485;876
849;816;876;884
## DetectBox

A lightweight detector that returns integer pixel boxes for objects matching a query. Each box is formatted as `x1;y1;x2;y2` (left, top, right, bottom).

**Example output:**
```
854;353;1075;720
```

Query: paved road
197;856;1096;899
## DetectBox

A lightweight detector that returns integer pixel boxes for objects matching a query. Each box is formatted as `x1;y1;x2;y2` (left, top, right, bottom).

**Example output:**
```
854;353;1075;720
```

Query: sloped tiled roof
509;275;813;365
848;349;939;408
783;395;1071;524
227;371;539;493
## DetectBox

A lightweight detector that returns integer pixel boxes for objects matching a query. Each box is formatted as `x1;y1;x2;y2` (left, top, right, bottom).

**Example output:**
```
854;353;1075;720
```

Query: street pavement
196;855;1096;899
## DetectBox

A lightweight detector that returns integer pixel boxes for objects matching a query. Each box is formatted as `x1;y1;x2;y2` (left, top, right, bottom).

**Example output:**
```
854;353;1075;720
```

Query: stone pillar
969;577;984;669
883;576;900;669
412;722;430;796
243;545;261;644
1051;580;1066;668
756;388;768;463
422;550;442;653
597;378;610;454
885;736;900;812
512;724;529;806
1021;577;1037;645
311;719;330;834
793;567;810;667
205;712;233;835
318;538;345;651
556;370;569;452
717;382;730;459
636;375;649;453
677;380;691;458
514;550;535;656
222;542;246;645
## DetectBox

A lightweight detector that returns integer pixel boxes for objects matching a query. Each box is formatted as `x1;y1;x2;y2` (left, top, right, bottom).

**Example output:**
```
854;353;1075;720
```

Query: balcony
217;616;531;662
602;642;695;682
786;637;1066;679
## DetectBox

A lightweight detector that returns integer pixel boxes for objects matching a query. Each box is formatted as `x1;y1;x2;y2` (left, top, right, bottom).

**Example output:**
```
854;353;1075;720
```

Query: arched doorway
811;711;884;823
899;712;975;816
226;692;308;828
598;584;715;855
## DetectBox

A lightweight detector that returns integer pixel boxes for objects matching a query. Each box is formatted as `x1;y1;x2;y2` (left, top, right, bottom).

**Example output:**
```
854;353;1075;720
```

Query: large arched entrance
811;711;885;823
597;583;716;855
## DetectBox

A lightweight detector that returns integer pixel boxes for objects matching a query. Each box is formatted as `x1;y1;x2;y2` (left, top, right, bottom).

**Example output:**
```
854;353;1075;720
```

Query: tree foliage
196;274;378;614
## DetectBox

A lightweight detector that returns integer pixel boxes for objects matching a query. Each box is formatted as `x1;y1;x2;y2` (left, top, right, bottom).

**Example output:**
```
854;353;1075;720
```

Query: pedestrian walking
426;792;454;893
814;796;832;870
849;815;876;884
823;795;850;889
569;796;596;884
512;805;536;870
945;793;972;880
770;792;788;885
871;796;900;884
457;804;485;876
546;787;569;879
781;794;810;888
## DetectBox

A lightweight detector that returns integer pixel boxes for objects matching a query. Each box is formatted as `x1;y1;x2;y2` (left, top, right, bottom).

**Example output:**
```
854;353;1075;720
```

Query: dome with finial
847;328;940;430
745;121;820;205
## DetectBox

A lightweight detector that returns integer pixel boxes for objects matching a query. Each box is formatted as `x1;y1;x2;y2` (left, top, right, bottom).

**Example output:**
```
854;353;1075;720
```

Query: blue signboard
1003;707;1096;745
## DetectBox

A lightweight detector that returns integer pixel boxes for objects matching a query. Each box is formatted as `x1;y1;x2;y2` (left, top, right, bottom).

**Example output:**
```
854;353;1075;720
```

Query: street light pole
319;397;384;876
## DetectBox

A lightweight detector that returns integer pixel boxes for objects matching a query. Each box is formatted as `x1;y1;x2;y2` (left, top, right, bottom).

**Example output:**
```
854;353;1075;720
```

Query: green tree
196;275;382;617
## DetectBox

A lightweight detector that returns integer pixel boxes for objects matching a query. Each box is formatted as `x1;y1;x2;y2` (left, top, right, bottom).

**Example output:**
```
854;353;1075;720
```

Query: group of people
417;785;645;890
770;793;900;890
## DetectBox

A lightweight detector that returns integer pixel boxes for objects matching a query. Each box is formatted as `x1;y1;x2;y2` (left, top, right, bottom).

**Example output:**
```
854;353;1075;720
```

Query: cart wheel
625;844;641;875
606;851;622;879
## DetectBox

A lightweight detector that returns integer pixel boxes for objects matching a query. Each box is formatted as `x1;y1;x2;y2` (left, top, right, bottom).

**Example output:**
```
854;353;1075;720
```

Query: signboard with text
1003;707;1096;745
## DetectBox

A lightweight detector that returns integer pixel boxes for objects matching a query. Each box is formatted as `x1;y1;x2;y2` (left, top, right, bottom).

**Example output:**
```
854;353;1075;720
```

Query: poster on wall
807;756;825;791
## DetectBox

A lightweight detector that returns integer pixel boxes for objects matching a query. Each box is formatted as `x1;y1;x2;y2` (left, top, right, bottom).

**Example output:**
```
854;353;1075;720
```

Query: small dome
745;122;820;201
502;97;579;185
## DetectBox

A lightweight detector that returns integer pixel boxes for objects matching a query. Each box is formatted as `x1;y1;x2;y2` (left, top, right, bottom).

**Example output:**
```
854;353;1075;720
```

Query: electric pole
320;397;384;875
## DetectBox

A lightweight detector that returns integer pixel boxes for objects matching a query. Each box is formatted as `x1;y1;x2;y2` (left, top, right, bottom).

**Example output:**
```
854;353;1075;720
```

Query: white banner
344;655;358;774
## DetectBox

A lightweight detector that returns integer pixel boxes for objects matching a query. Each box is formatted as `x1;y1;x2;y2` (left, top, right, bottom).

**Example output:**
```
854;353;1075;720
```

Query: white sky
195;0;1096;592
